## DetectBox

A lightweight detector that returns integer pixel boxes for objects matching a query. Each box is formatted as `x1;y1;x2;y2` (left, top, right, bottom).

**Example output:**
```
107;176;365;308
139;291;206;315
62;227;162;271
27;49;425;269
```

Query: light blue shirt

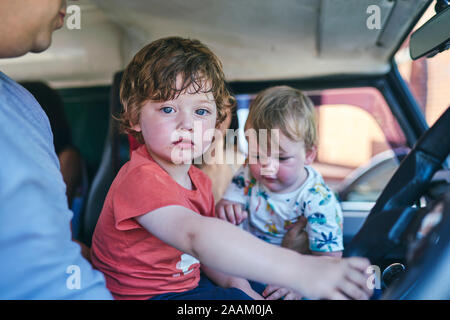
0;71;112;299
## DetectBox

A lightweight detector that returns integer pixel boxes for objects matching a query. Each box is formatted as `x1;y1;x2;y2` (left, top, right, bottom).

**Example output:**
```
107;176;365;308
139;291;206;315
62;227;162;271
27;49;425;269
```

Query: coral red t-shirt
128;134;141;153
91;145;215;300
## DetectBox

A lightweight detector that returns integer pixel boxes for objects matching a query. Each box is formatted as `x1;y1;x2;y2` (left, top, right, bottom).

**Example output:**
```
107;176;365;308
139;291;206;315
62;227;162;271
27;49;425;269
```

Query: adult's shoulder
0;72;40;107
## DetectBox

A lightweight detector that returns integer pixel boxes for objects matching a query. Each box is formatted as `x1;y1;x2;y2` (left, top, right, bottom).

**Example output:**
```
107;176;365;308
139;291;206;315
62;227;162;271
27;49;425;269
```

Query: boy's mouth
173;137;194;148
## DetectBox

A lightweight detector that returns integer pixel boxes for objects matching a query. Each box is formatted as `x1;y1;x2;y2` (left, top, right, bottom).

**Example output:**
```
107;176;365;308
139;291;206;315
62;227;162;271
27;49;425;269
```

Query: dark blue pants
150;274;266;300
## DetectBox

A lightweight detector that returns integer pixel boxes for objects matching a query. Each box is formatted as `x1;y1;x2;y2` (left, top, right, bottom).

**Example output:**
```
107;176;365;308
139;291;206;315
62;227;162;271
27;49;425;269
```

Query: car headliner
0;0;431;87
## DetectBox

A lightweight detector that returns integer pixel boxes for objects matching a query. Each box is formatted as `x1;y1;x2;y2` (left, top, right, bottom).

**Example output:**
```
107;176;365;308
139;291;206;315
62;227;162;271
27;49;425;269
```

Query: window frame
228;60;428;152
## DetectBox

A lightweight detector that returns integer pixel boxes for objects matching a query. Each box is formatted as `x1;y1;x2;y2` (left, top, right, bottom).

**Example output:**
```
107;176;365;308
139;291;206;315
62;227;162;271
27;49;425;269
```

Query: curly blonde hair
119;36;236;143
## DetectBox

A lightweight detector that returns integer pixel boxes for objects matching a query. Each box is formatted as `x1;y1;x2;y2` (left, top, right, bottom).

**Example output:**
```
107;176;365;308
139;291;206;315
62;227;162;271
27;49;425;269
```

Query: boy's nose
177;112;194;131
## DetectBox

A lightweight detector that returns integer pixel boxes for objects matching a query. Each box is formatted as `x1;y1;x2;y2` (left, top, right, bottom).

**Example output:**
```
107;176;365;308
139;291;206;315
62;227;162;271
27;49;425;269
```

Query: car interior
1;0;449;299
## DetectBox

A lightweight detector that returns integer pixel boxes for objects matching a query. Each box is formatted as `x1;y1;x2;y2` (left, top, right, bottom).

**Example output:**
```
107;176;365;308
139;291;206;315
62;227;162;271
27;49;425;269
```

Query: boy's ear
304;146;317;165
131;122;141;132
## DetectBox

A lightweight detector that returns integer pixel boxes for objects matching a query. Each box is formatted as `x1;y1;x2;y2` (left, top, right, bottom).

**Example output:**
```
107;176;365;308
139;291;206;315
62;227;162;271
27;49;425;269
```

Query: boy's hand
298;256;373;300
215;199;248;225
263;285;303;300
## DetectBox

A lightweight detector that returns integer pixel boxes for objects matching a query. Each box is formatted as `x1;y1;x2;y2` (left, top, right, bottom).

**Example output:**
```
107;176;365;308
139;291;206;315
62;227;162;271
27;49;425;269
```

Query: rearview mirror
409;5;450;60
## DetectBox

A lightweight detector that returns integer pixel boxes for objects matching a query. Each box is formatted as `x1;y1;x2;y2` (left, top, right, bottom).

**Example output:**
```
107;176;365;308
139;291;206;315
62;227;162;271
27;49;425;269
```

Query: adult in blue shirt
0;0;112;299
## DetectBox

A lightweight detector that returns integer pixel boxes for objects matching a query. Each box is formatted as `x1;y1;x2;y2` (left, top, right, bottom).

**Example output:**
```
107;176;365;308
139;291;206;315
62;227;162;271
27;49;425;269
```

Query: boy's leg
150;274;253;300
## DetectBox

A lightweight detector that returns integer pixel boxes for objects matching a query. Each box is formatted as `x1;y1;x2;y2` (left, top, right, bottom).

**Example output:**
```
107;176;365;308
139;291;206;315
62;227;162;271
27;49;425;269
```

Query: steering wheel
381;192;450;299
343;107;450;264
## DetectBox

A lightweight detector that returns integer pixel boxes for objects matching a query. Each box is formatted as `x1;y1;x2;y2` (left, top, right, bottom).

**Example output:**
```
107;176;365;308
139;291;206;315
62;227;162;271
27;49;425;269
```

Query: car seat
70;158;89;239
81;71;130;246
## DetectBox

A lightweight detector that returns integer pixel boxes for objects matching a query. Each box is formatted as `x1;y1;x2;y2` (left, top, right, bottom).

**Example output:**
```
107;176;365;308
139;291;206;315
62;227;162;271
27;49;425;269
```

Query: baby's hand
298;255;373;300
281;216;311;254
263;285;303;300
215;199;248;225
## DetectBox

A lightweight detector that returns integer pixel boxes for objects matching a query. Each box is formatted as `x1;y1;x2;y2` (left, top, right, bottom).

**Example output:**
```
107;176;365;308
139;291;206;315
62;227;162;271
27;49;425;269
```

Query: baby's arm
302;182;345;257
136;205;372;300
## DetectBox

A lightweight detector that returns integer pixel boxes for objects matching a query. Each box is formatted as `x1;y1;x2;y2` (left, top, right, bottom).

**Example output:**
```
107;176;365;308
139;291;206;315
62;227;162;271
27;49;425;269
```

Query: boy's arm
201;265;264;300
135;205;372;300
135;205;293;288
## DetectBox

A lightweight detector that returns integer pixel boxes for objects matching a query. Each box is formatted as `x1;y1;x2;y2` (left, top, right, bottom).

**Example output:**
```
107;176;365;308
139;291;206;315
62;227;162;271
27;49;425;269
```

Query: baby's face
133;78;217;165
247;129;316;193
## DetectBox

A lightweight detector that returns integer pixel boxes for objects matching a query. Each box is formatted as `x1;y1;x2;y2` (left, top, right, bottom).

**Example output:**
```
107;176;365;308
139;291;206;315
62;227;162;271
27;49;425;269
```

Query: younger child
217;86;343;254
90;37;371;300
216;86;344;298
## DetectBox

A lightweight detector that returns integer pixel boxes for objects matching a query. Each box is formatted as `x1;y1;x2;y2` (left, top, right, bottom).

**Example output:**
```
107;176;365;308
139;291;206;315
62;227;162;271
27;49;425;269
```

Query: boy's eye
161;106;175;114
195;108;210;116
279;157;291;161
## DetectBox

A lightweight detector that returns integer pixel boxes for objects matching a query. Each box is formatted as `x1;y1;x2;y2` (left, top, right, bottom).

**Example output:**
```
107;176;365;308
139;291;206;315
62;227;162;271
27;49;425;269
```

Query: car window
395;4;450;127
235;87;407;206
341;151;400;202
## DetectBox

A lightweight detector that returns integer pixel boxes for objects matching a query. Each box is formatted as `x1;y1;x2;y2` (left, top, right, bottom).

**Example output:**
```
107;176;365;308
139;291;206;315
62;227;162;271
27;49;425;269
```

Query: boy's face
133;78;217;165
248;129;316;193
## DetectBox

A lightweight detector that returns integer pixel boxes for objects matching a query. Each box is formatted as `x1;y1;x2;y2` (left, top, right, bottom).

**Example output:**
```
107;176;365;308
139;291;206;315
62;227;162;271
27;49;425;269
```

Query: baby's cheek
276;165;297;183
249;163;262;180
